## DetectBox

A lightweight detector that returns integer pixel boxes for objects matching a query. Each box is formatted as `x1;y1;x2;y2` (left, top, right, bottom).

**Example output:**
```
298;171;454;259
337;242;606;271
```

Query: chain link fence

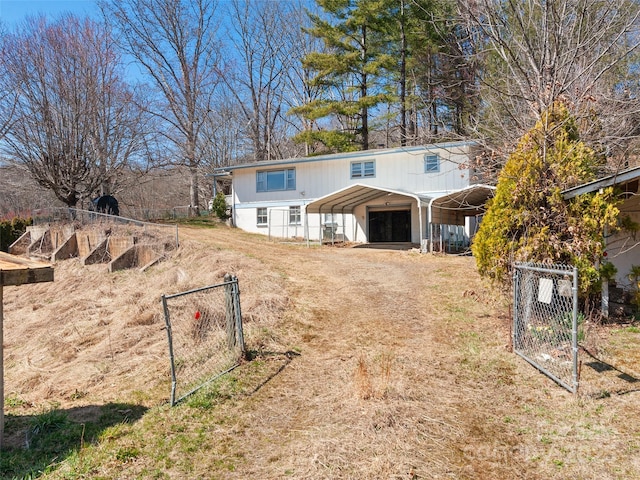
161;274;246;405
31;207;179;250
267;208;306;241
513;262;580;393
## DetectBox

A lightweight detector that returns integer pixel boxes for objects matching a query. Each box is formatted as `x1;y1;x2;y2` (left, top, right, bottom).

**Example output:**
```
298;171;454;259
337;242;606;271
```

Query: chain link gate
513;263;580;393
161;273;245;405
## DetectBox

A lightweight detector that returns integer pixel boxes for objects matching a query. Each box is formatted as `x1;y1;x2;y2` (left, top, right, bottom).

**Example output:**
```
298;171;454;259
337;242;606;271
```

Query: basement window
289;206;301;225
257;207;267;226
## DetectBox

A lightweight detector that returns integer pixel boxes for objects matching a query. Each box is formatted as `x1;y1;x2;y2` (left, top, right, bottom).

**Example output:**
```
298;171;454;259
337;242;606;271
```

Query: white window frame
351;160;375;179
257;207;268;226
323;213;337;226
256;168;296;192
289;206;301;225
424;154;440;173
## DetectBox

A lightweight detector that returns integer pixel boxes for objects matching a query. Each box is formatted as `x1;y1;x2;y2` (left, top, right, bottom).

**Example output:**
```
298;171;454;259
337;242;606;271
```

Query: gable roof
562;166;640;199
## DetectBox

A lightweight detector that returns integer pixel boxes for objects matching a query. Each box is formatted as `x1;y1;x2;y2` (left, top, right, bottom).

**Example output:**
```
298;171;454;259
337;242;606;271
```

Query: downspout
418;198;424;252
305;206;310;248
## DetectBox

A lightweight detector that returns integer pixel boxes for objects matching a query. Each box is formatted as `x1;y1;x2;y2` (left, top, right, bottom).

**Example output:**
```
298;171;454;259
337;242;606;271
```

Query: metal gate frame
161;273;245;405
513;262;579;393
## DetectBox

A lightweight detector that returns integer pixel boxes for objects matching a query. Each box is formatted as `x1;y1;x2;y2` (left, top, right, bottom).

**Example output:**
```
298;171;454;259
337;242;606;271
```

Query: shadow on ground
1;402;147;479
182;350;300;409
352;242;418;250
580;346;640;396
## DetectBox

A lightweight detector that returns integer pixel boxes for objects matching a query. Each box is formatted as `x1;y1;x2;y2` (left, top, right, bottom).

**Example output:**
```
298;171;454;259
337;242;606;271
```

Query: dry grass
3;235;288;412
354;353;393;400
3;225;640;479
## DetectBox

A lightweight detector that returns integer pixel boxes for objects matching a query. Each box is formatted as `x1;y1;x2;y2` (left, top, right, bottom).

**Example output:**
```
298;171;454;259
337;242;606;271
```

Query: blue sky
0;0;100;28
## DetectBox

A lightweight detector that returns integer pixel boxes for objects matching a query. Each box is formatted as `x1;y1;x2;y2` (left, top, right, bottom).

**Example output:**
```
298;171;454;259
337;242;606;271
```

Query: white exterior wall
226;143;474;242
606;193;640;290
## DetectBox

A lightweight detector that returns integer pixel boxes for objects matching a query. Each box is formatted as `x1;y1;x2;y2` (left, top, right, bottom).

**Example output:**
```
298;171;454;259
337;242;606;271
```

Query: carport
304;183;495;251
427;184;496;253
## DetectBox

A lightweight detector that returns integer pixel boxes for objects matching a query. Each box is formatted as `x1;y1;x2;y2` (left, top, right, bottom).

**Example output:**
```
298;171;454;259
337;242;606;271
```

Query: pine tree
291;0;395;152
405;0;477;140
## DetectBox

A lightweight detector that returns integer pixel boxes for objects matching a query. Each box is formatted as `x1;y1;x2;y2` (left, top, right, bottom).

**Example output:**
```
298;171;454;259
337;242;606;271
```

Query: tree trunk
399;0;407;146
360;25;369;150
189;165;200;217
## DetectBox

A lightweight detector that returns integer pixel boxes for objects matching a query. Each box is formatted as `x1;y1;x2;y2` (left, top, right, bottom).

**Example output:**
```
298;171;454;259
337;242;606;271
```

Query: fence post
512;266;520;351
231;275;246;358
224;273;237;349
161;294;177;406
572;266;580;393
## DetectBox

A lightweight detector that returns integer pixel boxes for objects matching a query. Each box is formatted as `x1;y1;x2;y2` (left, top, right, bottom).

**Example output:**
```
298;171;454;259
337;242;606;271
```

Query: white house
214;141;495;252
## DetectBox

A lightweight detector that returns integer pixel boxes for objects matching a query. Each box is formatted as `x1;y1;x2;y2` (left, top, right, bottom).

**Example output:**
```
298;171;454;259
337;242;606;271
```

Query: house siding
221;142;477;242
606;192;640;289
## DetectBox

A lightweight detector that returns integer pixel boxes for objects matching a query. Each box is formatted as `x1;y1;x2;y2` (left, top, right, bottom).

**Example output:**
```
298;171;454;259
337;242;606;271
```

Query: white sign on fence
538;277;554;304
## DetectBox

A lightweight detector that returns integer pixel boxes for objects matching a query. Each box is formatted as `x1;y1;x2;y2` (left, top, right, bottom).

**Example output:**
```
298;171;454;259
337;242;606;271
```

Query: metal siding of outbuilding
560;166;640;296
598;181;640;289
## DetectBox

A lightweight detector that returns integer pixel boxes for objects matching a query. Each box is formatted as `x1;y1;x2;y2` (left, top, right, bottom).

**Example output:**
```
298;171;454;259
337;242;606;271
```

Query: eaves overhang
562;166;640;200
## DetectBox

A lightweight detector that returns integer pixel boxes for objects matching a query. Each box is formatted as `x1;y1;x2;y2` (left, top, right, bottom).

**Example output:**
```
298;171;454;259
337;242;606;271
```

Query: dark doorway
368;210;411;242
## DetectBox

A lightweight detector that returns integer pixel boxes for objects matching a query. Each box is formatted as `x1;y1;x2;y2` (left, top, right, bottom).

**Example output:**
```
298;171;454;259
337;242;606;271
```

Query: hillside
3;224;640;479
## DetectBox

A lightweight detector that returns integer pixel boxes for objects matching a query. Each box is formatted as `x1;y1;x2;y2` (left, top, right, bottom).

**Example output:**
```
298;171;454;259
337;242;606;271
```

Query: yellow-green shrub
472;102;620;295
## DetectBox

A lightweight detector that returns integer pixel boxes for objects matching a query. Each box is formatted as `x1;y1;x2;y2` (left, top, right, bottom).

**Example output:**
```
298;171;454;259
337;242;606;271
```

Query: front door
368;210;411;242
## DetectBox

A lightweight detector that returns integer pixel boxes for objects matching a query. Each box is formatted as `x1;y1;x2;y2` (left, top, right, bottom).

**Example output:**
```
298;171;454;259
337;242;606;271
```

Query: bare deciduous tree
281;0;328;157
220;0;296;162
199;96;252;169
459;0;640;164
1;15;146;208
0;24;16;143
103;0;221;214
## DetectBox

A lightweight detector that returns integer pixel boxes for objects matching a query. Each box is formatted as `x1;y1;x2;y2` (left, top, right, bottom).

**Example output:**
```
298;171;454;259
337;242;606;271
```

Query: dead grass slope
3;232;288;412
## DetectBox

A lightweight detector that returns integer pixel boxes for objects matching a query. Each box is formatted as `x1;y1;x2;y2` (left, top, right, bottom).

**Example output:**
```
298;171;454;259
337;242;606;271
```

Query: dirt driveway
175;226;640;480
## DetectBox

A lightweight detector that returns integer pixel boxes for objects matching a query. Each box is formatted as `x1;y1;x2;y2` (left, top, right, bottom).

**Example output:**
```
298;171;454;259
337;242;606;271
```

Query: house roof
213;141;477;173
305;183;495;217
562;166;640;199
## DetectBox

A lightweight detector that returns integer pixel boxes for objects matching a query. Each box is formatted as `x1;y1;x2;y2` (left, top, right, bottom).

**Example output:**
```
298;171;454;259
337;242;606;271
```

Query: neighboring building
214;142;495;252
563;166;640;308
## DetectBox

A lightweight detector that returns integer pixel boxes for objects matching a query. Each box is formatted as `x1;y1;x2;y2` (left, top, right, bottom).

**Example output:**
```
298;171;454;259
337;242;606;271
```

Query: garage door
368;209;411;243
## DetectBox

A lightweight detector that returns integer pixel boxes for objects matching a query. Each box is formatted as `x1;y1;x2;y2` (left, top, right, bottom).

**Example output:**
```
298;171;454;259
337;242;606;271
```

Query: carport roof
430;184;496;217
305;184;424;214
305;183;495;215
